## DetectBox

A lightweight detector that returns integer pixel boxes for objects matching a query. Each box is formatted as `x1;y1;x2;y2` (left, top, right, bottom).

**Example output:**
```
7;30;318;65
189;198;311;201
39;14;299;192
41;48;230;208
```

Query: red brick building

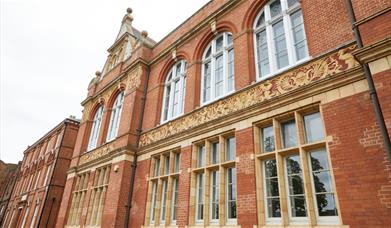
1;118;79;228
0;161;20;226
45;0;391;227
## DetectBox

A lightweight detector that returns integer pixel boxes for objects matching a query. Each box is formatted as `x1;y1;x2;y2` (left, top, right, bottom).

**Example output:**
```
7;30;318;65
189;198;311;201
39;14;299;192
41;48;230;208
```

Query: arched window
254;0;308;80
87;106;103;151
106;91;125;142
201;32;234;105
161;60;187;122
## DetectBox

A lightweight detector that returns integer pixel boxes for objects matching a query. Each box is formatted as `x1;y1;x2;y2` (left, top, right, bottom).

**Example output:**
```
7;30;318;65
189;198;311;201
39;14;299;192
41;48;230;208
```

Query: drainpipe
345;0;391;162
124;64;150;228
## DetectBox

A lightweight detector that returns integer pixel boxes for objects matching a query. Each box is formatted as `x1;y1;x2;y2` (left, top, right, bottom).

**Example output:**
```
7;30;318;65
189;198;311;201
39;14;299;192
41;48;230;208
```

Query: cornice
353;37;391;64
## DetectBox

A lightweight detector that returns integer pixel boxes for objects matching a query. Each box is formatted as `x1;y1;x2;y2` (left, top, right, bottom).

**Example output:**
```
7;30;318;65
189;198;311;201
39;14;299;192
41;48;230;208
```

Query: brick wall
322;81;391;227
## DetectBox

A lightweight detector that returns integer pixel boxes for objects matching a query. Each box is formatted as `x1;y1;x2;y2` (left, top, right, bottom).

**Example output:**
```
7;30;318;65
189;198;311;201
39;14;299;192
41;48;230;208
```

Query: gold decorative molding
140;46;359;147
79;143;115;165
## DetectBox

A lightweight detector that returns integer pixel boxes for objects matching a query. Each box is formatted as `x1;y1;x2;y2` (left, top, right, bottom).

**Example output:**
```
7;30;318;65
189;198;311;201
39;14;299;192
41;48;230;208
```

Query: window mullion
283;13;296;65
168;81;175;120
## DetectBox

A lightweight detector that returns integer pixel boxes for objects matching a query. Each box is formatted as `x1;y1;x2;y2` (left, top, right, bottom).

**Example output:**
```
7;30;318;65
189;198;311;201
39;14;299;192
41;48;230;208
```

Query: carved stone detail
79;143;115;165
140;46;359;147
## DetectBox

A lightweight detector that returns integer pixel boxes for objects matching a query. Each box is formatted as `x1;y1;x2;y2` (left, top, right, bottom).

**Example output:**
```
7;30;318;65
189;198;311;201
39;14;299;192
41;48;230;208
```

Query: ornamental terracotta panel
139;45;359;147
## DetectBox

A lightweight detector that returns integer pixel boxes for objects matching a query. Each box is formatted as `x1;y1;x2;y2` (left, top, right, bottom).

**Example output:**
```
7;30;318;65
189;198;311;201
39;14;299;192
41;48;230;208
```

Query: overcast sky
0;0;210;163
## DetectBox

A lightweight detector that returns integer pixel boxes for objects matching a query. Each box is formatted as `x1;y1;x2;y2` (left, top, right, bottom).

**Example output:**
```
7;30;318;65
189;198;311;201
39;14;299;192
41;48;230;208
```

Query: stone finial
95;71;102;77
141;30;148;38
124;7;133;22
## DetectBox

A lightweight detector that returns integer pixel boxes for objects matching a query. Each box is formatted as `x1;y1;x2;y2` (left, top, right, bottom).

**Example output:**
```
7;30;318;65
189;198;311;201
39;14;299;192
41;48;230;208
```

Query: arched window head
254;0;308;80
161;60;187;122
87;106;104;151
201;32;234;105
106;91;125;142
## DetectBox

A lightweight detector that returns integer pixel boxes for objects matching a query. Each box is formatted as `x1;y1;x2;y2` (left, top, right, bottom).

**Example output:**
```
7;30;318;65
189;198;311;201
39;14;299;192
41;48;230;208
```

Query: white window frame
195;172;205;224
161;60;187;123
308;148;339;225
170;178;179;224
87;106;104;151
160;180;168;224
226;167;237;224
209;170;219;224
201;32;235;105
150;182;158;224
263;159;282;224
106;91;124;142
284;155;309;224
253;0;309;81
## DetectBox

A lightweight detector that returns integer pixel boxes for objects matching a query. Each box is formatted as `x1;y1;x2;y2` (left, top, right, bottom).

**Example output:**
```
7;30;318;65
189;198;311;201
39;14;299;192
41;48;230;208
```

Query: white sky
0;0;210;163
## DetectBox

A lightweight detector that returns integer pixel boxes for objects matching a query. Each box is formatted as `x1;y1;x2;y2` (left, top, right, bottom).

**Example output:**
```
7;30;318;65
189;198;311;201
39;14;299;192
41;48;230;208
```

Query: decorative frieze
79;143;115;165
139;45;359;147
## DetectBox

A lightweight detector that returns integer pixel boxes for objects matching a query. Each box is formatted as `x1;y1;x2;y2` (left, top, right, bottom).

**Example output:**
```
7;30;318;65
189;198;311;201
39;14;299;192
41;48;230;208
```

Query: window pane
198;145;205;167
211;142;220;164
203;62;211;103
171;178;179;221
161;181;168;221
309;149;338;217
256;12;265;28
290;196;307;217
313;171;333;193
172;80;181;117
264;160;280;219
164;156;170;175
205;46;212;59
154;159;160;177
282;120;298;148
288;0;298;8
310;150;329;171
150;182;157;223
227;168;237;219
174;153;180;173
316;193;338;216
210;171;219;221
197;173;204;221
273;20;289;69
215;55;224;97
267;198;281;218
270;0;282;18
256;30;270;77
216;36;224;52
304;112;324;143
285;155;307;218
291;10;308;61
262;126;275;152
227;34;233;45
163;85;171;121
226;137;236;161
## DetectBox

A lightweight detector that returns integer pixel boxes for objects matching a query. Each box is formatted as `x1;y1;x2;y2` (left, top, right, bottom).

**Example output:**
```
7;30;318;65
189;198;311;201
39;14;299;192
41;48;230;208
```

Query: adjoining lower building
1;118;79;228
0;161;20;227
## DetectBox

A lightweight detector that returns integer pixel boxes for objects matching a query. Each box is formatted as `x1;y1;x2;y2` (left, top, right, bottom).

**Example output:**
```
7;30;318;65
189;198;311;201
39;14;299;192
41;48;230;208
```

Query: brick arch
88;100;105;121
106;85;126;109
193;20;238;61
241;0;268;30
158;51;190;84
